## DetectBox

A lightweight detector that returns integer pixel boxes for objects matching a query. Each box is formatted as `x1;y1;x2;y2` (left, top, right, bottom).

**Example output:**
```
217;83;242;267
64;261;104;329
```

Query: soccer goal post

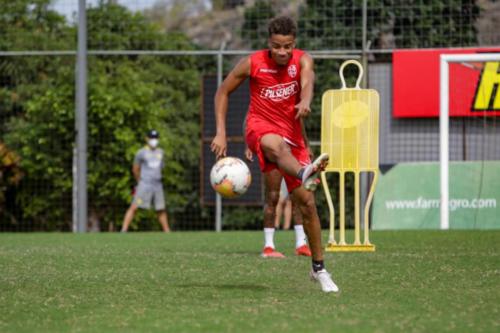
439;52;500;230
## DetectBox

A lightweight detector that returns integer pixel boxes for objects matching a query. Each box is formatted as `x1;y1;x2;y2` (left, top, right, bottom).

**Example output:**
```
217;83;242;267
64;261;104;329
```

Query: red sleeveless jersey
246;49;305;147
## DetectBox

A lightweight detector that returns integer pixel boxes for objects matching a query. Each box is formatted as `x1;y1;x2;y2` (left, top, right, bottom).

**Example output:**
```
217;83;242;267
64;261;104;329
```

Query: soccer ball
210;157;252;198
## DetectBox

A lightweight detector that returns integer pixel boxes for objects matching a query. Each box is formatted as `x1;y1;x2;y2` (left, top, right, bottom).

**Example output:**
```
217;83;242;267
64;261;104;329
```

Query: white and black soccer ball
210;157;252;198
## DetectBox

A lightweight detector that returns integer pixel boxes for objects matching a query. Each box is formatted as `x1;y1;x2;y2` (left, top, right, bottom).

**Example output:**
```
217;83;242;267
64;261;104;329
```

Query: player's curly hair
268;16;297;37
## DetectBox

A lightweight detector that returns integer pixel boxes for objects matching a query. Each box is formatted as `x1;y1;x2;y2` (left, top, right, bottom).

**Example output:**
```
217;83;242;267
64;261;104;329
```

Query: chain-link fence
1;0;499;231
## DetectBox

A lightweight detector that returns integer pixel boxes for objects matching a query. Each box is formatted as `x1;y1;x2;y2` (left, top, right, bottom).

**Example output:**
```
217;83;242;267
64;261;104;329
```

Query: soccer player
211;16;339;292
122;130;171;233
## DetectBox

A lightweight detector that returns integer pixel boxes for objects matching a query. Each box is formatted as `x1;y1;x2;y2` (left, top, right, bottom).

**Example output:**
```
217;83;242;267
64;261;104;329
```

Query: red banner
393;48;500;118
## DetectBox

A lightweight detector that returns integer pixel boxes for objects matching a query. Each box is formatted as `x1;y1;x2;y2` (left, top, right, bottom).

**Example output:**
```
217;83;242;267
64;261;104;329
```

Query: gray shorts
280;179;289;199
133;182;165;211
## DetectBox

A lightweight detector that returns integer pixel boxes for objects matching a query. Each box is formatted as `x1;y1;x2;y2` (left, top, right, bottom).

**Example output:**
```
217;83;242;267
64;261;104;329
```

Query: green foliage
0;0;73;51
1;2;203;230
0;0;74;138
4;65;75;229
222;207;263;230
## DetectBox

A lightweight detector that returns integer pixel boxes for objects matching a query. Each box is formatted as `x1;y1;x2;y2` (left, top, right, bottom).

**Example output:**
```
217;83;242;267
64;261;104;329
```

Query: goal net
439;53;500;229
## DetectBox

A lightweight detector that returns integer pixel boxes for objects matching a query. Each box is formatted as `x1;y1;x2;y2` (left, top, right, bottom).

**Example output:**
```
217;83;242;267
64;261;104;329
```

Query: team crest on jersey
260;81;299;102
146;151;162;169
288;64;297;78
147;159;161;169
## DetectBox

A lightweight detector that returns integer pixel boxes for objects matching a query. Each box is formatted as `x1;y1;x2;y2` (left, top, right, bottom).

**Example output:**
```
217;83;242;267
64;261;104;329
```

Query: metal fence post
75;0;88;233
215;41;226;232
361;0;368;89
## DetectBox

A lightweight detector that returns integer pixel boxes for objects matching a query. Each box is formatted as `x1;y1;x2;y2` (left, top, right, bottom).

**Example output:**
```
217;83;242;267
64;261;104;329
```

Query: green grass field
0;230;499;332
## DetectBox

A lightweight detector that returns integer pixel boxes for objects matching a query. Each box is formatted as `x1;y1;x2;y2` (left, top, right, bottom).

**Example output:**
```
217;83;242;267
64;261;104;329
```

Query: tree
2;2;203;230
0;0;75;229
0;0;74;133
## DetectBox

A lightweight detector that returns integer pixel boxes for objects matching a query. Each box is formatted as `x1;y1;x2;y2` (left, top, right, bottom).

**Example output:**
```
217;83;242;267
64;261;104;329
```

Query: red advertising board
393;48;500;118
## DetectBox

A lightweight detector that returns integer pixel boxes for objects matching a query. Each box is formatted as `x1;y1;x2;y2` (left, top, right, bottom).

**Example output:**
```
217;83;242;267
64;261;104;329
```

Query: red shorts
246;127;311;193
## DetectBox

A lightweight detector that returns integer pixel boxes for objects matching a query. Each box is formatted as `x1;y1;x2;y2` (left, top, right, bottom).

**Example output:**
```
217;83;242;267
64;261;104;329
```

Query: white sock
294;225;307;248
264;228;275;249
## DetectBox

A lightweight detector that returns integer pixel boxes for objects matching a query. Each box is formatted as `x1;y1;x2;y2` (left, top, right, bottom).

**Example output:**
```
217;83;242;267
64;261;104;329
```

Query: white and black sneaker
301;153;329;191
310;269;339;293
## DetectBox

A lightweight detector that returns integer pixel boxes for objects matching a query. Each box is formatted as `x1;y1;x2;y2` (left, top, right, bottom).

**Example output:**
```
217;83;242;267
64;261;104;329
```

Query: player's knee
265;190;280;208
292;208;303;223
261;144;277;160
129;204;139;213
260;136;288;160
298;196;316;216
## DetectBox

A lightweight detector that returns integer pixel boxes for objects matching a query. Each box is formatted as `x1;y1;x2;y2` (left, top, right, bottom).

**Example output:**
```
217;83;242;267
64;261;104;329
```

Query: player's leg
290;199;301;231
156;210;170;233
290;196;311;256
261;169;285;258
123;183;154;232
153;186;171;232
291;188;322;260
260;134;302;176
291;187;339;293
274;197;285;229
260;134;328;191
282;198;292;230
121;202;138;232
122;183;150;232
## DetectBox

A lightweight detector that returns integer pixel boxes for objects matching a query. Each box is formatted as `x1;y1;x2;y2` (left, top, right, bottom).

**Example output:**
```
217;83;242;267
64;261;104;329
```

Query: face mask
148;138;159;148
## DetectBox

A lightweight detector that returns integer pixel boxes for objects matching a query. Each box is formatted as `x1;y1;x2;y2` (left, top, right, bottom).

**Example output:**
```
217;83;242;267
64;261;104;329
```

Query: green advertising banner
372;162;500;229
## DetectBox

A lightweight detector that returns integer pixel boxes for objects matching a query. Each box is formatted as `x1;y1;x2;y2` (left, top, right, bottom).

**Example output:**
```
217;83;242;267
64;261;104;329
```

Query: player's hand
294;100;311;119
244;147;254;162
210;134;227;159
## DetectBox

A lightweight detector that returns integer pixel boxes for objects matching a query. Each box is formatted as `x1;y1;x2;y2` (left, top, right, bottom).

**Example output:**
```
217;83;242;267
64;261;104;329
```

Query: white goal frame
439;52;500;229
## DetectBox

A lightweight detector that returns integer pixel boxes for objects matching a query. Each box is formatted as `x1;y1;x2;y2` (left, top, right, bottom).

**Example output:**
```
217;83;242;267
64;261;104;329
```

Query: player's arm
295;53;315;119
211;56;251;159
132;150;142;183
132;164;140;182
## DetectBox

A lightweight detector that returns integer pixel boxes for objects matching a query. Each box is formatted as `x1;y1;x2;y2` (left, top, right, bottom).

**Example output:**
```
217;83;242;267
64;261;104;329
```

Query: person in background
245;147;312;257
122;130;171;233
275;178;292;231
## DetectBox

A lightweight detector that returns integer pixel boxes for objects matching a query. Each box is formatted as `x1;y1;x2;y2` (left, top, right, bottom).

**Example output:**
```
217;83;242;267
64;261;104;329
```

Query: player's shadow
176;283;269;291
